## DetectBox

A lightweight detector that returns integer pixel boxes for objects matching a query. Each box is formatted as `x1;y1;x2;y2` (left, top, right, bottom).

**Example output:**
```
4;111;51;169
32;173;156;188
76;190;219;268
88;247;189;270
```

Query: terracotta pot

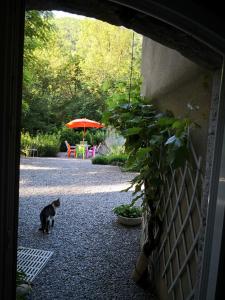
117;215;142;226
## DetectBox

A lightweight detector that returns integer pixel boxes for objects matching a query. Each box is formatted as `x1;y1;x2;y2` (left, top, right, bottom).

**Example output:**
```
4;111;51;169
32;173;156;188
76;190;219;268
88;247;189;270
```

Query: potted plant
16;270;32;299
113;204;143;226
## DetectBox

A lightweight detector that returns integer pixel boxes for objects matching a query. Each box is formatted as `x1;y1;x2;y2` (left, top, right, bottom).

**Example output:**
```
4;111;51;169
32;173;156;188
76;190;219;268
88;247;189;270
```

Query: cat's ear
55;198;60;206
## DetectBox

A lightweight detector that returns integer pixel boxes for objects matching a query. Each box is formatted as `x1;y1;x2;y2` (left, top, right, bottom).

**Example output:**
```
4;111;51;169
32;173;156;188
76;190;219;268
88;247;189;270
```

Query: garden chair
76;144;86;159
65;140;76;158
86;145;96;158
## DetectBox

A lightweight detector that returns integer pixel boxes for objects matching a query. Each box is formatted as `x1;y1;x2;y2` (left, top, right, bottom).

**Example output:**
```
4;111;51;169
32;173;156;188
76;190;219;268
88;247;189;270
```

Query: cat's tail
39;227;44;232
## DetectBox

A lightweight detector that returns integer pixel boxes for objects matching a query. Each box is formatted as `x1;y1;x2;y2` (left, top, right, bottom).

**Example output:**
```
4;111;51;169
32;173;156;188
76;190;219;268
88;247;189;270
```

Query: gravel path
18;156;155;300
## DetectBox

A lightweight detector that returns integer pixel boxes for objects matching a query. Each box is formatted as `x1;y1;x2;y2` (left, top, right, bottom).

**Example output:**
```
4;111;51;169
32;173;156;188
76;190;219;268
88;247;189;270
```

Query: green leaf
150;135;163;145
123;127;142;136
134;183;142;193
136;147;151;158
156;117;175;127
172;120;185;129
131;193;144;205
171;145;189;168
113;204;142;218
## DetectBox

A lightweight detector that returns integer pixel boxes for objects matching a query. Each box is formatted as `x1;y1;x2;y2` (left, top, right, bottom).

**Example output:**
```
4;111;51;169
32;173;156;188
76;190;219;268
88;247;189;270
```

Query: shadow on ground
18;157;157;300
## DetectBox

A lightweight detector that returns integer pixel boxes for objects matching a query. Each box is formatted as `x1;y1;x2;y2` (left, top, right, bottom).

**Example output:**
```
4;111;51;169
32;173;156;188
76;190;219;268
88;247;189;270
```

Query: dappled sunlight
18;11;146;300
19;182;134;197
18;157;147;299
19;159;138;190
19;157;137;198
20;164;60;171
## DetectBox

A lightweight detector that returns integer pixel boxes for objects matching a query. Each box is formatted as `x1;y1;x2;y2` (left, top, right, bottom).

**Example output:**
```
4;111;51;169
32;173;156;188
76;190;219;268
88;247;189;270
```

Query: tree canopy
22;11;142;134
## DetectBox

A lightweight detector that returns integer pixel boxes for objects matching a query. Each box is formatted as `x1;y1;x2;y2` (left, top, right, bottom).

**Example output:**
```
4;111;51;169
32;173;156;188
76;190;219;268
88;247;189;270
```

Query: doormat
17;246;53;282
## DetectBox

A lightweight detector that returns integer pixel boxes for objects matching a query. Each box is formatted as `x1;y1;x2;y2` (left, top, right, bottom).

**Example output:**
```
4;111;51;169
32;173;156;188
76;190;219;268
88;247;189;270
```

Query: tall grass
21;132;60;157
92;153;128;166
92;145;128;166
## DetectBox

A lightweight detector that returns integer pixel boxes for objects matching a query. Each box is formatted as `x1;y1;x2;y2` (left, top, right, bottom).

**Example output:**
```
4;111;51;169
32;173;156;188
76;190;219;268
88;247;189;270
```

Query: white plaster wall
141;38;205;99
140;36;214;300
141;36;213;163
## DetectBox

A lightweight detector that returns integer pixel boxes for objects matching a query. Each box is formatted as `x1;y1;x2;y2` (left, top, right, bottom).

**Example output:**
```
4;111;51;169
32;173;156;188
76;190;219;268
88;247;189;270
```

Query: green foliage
16;270;27;287
113;204;142;218
92;155;109;165
104;99;194;213
75;19;140;87
24;11;54;66
108;145;125;155
92;130;107;145
107;154;128;166
21;132;60;157
92;142;128;165
105;77;142;110
92;153;128;166
22;13;142;136
16;270;31;300
59;127;83;151
22;11;56;133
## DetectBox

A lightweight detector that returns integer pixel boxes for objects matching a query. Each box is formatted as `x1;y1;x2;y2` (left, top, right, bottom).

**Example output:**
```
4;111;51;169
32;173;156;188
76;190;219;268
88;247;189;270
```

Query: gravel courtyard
18;156;155;300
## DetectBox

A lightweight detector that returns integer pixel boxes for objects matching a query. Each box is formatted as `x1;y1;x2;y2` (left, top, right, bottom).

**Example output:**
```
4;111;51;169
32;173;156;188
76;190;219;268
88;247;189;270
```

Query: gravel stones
18;157;156;300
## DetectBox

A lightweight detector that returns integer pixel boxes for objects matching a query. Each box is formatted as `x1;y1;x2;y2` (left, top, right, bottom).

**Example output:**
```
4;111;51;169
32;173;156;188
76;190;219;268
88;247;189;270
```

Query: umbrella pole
83;126;86;142
83;126;86;159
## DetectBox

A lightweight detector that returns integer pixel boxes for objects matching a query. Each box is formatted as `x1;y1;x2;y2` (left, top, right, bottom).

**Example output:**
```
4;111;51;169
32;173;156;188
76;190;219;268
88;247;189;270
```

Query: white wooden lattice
155;142;203;300
17;246;53;282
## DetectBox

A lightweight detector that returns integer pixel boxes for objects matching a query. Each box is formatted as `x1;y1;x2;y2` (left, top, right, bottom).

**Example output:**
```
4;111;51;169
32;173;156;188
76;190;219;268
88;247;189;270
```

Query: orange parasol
65;118;104;141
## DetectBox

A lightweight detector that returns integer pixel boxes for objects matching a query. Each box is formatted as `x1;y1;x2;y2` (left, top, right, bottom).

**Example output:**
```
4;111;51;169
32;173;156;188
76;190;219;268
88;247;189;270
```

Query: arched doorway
1;1;225;299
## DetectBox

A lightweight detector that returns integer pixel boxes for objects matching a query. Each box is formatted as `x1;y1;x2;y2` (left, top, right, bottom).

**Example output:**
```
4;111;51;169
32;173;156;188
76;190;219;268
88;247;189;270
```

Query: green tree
22;13;142;135
22;11;55;132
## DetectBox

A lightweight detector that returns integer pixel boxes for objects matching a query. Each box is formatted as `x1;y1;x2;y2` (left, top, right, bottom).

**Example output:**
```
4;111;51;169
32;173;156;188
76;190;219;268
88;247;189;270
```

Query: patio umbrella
65;118;104;141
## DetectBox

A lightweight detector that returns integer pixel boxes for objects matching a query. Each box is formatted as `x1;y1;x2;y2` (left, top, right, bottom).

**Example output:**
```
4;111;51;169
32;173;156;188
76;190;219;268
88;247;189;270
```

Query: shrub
16;270;27;287
91;153;128;166
113;204;142;218
21;132;60;157
107;153;128;166
92;130;106;145
109;145;125;155
59;127;83;151
20;132;32;155
92;155;109;165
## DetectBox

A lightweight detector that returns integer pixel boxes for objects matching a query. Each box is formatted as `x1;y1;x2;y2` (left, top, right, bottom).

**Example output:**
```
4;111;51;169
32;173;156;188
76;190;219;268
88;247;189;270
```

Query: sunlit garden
21;11;142;159
18;10;193;300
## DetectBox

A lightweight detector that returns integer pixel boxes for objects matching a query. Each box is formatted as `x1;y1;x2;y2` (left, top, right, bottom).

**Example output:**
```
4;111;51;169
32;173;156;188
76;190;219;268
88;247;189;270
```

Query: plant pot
117;214;142;226
16;283;32;296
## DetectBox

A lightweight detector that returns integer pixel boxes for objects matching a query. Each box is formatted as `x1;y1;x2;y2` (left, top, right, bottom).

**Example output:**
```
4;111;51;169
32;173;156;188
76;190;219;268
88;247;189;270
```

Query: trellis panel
155;143;203;300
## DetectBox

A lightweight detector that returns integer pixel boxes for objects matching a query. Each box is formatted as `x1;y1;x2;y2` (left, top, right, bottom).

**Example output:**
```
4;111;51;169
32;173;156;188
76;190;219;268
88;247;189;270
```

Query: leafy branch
104;99;194;217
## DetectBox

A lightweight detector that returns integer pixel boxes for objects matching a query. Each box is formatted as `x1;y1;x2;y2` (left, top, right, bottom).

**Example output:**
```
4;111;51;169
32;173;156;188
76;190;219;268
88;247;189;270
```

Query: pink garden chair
86;145;96;158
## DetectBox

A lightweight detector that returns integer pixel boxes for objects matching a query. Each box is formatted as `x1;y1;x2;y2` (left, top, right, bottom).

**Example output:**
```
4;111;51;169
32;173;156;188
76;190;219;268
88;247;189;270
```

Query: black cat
39;199;60;233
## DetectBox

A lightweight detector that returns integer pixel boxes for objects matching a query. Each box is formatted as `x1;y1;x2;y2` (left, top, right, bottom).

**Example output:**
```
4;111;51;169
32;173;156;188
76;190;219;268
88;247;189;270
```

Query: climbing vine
104;99;194;222
105;100;196;285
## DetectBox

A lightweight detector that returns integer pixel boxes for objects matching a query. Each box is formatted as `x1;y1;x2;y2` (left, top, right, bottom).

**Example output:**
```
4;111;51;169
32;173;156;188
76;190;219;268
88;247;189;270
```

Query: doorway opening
1;2;225;300
18;10;152;299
